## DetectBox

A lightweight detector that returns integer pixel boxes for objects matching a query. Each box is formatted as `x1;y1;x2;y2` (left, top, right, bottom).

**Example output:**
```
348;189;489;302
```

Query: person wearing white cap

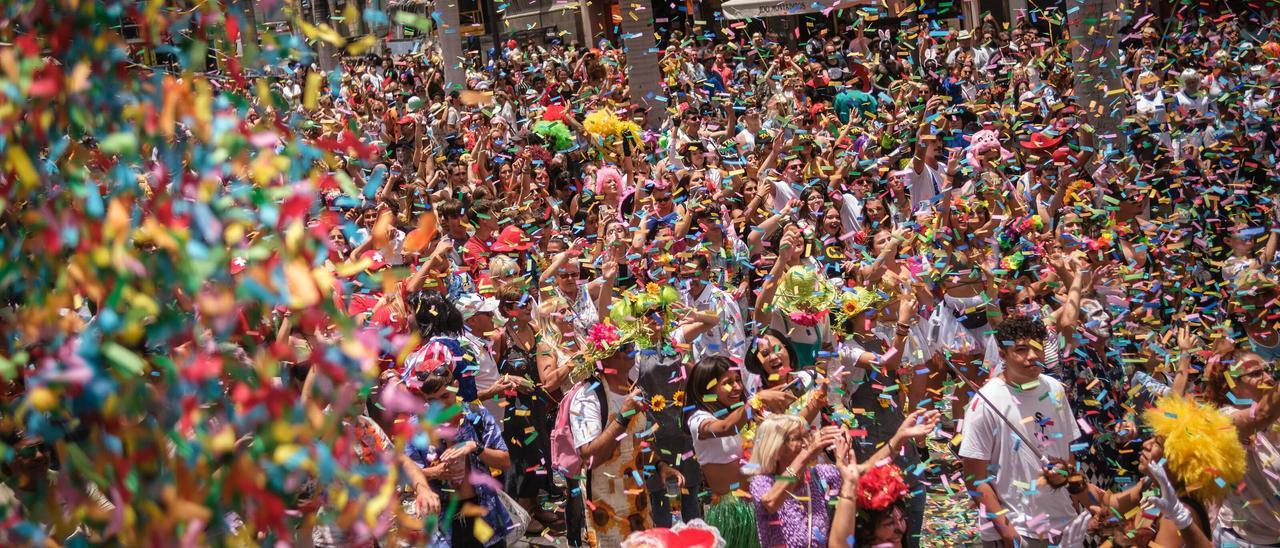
1174;68;1217;157
946;30;989;81
457;292;515;423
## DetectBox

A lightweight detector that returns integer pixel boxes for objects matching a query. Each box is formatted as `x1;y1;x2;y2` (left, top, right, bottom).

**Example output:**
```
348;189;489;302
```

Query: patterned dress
748;464;842;548
569;384;655;547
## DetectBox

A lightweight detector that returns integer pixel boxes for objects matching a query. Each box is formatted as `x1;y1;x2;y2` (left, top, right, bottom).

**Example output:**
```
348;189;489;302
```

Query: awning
721;0;864;19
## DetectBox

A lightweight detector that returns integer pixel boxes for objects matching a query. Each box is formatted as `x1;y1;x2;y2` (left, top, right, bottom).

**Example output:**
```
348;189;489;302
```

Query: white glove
1056;510;1092;548
1145;461;1193;529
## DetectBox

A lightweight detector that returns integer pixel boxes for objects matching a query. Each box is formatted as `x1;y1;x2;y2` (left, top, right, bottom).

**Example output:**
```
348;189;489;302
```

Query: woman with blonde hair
748;409;938;548
534;296;587;395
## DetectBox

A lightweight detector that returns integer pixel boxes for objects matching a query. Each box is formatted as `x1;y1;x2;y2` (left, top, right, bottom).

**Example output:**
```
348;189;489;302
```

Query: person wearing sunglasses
403;342;513;548
1201;348;1280;547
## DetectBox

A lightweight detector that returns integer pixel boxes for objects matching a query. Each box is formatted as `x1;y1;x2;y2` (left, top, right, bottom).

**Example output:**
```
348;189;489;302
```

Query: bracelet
1066;474;1087;495
782;466;799;478
838;494;857;503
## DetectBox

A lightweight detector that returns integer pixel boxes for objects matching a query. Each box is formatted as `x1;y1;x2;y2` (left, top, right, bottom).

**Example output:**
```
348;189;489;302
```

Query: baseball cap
456;293;500;319
492;225;534;252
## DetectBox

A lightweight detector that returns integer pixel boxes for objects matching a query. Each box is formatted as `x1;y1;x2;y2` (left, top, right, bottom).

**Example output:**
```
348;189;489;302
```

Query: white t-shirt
687;409;744;465
771;176;800;211
683;283;747;362
957;375;1082;541
839;193;864;235
461;331;503;423
569;382;631;449
735;128;757;154
907;162;942;213
1216;411;1280;543
1174;90;1213;117
1133;90;1168;125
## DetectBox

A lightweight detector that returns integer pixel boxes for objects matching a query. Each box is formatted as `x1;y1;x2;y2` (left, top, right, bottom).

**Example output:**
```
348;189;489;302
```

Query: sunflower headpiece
831;286;889;338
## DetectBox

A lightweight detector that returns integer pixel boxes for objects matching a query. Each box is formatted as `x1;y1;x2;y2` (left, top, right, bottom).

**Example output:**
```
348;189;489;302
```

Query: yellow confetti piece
473;515;494;542
7;146;38;190
285;260;321;309
304;72;323;111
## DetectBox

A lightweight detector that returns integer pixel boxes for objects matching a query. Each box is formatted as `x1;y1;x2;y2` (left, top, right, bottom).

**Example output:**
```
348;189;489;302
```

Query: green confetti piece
103;342;147;376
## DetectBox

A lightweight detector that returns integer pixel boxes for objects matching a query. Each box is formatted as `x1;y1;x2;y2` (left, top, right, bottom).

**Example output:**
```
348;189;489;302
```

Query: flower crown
831;286;889;338
583;321;630;363
857;463;909;512
608;283;680;349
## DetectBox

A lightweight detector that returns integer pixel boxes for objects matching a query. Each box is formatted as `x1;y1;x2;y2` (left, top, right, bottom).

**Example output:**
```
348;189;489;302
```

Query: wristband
1067;480;1087;495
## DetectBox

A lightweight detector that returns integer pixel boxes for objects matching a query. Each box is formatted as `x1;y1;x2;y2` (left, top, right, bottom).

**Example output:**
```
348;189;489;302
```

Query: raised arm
1231;374;1280;439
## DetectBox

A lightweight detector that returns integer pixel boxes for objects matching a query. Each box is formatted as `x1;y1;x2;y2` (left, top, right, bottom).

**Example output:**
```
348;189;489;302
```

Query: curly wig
1142;395;1247;502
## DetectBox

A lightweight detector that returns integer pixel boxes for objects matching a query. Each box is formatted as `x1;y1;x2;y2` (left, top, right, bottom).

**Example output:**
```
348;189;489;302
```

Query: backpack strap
584;376;610;502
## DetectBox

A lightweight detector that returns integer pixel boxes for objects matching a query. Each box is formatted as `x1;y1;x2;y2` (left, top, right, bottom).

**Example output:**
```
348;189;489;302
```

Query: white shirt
826;341;871;405
687;409;744;465
1133;90;1168;124
461;331;503;423
839;193;864;235
734;128;757;154
771;176;800;211
568;382;631;449
1174;89;1213;117
957;375;1082;541
682;283;747;362
1217;412;1280;543
907;162;943;213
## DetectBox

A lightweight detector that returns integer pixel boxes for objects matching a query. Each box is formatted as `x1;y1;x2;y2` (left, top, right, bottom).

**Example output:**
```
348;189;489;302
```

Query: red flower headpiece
587;322;622;351
857;464;909;512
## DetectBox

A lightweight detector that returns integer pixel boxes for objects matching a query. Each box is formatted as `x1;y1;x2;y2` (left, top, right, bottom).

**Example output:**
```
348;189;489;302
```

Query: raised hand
894;408;941;441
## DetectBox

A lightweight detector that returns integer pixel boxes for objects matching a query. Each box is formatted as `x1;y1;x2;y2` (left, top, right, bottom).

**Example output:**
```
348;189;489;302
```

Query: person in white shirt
678;252;746;363
734;106;764;154
1132;71;1171;148
457;293;519;423
959;315;1082;546
1173;69;1217;155
907;96;948;213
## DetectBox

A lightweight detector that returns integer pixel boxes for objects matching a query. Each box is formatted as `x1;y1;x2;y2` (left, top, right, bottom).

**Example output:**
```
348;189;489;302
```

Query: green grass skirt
704;494;760;548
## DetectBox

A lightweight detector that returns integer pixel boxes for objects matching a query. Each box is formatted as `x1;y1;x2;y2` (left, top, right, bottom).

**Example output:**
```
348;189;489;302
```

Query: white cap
456;293;500;319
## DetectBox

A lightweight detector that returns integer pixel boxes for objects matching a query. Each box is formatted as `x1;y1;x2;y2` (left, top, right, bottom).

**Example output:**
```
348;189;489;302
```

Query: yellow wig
1142;396;1247;502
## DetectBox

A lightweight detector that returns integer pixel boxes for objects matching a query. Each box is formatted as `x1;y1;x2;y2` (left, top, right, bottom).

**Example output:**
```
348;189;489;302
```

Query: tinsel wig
531;120;575;152
1142;395;1246;502
772;265;837;327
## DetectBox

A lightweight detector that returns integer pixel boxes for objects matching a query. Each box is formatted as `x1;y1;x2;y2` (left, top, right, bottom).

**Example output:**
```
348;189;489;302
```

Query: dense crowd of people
7;2;1280;547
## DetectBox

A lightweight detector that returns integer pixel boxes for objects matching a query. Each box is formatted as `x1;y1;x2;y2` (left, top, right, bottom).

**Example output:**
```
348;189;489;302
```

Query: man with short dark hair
958;315;1082;547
